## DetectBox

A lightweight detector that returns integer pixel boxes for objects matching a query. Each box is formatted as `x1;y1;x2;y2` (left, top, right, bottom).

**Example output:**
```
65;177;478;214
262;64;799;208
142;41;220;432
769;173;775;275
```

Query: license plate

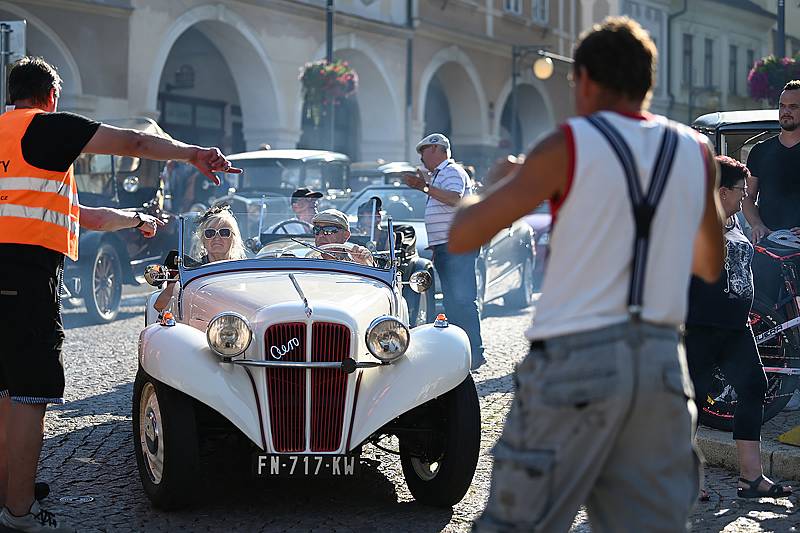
253;454;359;477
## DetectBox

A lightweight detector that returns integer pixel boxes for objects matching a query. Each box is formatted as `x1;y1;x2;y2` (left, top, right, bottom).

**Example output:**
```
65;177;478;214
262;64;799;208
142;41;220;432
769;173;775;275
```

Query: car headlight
207;312;252;358
365;316;410;362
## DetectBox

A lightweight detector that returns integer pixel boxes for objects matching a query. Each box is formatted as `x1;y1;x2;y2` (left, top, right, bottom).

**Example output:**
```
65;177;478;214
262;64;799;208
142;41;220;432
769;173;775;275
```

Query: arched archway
0;2;82;98
147;4;282;151
495;80;555;153
302;35;404;162
417;47;488;163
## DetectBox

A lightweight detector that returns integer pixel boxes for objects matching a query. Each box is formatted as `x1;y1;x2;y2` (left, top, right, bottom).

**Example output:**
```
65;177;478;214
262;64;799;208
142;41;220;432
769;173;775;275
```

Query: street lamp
510;47;574;154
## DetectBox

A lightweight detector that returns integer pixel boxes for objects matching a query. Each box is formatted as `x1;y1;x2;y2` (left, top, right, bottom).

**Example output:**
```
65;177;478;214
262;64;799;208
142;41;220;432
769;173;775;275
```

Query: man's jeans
432;244;484;362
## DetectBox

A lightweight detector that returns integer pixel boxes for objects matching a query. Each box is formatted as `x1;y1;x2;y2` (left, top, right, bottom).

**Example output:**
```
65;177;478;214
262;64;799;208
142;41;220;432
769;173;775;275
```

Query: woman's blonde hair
191;206;247;261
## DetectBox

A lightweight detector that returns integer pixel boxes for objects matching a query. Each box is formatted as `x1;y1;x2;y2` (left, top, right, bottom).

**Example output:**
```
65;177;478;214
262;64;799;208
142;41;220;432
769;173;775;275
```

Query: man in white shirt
405;133;484;369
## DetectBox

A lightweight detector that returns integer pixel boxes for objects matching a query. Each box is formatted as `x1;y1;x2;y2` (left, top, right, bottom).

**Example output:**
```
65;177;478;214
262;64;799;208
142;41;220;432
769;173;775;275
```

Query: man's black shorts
0;268;65;403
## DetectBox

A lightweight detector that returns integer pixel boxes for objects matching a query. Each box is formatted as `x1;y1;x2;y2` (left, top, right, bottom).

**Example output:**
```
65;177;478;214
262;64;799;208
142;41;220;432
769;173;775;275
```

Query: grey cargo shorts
473;321;701;533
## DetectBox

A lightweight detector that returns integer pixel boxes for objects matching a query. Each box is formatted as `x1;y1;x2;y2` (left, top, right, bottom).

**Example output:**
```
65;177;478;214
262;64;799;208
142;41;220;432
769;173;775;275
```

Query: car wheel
506;256;534;309
83;243;122;323
132;368;200;510
399;375;481;507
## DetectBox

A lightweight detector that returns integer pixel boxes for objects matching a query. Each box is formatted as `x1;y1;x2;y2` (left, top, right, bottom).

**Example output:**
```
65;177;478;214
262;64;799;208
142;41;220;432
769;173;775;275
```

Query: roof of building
706;0;775;20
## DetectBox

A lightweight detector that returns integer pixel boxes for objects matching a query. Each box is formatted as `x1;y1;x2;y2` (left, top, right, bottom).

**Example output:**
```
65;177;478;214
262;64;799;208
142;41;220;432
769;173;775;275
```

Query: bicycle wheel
698;295;800;432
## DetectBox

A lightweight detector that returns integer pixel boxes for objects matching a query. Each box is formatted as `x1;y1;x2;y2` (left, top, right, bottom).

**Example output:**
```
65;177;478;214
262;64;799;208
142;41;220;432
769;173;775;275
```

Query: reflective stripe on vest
0;108;80;260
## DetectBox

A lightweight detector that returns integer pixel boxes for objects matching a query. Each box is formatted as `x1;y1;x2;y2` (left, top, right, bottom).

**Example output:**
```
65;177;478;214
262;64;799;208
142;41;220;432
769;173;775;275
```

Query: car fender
138;323;265;449
347;323;471;449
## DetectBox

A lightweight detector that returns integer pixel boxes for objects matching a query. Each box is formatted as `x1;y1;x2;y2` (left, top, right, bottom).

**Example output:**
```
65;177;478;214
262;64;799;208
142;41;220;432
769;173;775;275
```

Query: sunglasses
203;228;232;239
313;225;343;236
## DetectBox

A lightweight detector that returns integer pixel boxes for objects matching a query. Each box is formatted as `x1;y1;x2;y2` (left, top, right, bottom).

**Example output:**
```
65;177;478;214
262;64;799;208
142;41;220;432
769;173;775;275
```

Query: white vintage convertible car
135;209;480;510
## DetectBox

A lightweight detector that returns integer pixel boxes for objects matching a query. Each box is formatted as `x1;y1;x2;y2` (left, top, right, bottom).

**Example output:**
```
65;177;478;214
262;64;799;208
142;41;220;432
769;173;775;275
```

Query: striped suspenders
587;114;679;320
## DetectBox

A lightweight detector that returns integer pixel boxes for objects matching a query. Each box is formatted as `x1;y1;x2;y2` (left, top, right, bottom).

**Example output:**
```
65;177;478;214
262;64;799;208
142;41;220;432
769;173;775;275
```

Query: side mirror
408;270;432;294
144;264;175;286
122;176;140;193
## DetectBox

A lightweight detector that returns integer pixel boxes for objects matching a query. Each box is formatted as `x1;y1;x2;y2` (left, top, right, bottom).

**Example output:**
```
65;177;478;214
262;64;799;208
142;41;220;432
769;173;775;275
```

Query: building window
532;0;548;24
683;34;693;87
504;0;522;15
747;49;755;71
729;45;738;95
704;38;714;88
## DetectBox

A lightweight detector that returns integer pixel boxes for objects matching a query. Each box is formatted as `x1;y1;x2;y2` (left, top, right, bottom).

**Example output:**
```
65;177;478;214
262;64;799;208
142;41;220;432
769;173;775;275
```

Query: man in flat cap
405;133;484;369
312;209;374;266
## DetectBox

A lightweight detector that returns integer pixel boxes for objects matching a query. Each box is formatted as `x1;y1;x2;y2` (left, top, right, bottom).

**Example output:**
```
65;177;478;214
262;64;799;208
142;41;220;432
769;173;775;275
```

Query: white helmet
766;230;800;249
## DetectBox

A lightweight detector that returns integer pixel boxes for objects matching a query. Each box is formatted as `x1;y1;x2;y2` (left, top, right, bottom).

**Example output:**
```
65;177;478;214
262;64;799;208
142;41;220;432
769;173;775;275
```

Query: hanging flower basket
747;55;800;105
300;59;358;127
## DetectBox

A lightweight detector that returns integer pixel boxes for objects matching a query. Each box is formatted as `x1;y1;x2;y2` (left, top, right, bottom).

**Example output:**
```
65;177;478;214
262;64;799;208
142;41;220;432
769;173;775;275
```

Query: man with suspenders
450;17;725;532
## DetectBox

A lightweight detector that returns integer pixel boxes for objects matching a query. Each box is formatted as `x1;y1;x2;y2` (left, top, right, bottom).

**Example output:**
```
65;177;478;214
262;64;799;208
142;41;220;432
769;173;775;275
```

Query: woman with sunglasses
154;206;247;311
686;156;791;501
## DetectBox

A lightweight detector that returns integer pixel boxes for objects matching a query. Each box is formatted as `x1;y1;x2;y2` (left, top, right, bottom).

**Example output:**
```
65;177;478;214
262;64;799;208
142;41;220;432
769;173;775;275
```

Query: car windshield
180;208;392;271
344;186;427;222
233;158;347;193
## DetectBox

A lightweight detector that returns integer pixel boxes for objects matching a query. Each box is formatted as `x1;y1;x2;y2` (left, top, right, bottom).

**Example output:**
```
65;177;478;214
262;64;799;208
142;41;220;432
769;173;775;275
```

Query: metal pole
777;0;786;58
510;46;519;155
0;23;10;114
326;0;335;151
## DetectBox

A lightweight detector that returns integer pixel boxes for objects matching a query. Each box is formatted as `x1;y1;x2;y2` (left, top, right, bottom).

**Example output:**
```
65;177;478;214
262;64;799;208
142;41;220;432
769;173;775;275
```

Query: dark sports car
342;185;537;314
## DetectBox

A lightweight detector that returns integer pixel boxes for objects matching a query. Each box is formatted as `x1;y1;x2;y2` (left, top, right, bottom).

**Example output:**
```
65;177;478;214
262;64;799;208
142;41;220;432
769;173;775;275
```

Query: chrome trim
288;273;312;318
230;359;384;370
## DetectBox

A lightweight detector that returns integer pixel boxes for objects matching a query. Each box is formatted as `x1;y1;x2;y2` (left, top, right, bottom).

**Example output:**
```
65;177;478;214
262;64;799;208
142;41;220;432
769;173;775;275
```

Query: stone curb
697;423;800;481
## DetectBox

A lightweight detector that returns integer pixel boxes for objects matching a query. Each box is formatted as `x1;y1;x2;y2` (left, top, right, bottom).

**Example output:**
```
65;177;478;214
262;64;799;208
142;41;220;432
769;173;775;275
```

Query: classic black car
692;109;778;160
64;118;176;322
212;149;351;213
342;185;537;314
349;160;416;191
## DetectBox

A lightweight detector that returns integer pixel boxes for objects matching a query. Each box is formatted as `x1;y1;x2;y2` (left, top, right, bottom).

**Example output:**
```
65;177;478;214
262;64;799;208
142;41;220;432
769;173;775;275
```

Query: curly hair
191;206;247;261
716;156;751;189
573;16;657;102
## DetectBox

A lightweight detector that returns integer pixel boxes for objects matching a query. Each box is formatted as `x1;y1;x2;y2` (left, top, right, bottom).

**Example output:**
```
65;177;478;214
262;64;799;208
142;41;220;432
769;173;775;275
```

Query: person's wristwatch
422;185;430;194
133;213;146;228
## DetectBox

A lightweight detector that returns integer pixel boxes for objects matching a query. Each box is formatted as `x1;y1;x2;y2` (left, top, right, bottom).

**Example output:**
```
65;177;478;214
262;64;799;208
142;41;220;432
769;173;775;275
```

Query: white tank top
526;111;708;341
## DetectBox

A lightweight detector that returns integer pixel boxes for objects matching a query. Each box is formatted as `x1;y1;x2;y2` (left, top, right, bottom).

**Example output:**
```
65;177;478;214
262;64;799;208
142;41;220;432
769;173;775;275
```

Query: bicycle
699;230;800;432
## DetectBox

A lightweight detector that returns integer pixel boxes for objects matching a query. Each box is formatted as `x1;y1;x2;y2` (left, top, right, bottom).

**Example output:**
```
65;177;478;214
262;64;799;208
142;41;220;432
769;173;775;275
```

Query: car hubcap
139;382;164;484
410;457;441;481
93;252;117;317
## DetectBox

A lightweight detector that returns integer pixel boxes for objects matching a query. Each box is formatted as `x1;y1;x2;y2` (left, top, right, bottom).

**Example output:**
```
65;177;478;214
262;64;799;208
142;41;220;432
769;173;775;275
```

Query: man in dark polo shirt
744;80;800;241
0;56;240;532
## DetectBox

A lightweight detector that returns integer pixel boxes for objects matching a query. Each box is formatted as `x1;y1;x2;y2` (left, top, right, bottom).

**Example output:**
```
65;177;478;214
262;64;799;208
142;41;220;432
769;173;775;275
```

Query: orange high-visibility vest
0;108;80;260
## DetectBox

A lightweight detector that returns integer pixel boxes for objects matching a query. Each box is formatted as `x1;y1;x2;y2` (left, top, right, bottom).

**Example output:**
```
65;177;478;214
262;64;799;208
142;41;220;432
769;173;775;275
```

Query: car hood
182;270;394;331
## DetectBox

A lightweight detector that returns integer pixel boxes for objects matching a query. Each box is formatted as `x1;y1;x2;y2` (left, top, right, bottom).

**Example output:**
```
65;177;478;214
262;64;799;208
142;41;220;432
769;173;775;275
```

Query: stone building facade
0;0;579;169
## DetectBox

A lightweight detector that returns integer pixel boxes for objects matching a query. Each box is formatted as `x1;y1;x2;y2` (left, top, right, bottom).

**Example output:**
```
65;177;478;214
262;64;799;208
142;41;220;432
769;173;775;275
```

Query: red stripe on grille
310;322;351;452
264;323;306;452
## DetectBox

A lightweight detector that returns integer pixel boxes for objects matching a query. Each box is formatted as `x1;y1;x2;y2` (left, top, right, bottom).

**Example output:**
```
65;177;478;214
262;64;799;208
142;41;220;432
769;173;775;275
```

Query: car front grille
264;322;351;453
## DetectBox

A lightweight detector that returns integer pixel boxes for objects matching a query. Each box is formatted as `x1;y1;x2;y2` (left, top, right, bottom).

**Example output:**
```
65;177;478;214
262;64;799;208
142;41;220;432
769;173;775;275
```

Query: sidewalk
697;408;800;480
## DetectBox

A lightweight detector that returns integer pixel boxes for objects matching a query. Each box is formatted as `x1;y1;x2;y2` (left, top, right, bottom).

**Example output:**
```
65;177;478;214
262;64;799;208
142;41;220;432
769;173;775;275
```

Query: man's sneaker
0;501;74;533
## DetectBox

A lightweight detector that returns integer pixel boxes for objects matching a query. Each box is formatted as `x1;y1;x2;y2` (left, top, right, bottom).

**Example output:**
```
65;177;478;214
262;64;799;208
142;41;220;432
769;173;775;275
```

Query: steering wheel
307;243;358;262
271;219;314;234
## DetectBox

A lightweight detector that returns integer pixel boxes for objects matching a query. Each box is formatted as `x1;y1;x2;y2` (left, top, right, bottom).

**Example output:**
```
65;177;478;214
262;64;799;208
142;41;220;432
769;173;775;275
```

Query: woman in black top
686;156;791;499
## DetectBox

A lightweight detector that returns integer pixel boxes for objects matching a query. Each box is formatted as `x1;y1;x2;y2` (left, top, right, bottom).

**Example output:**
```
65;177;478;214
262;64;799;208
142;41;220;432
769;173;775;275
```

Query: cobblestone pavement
34;290;799;532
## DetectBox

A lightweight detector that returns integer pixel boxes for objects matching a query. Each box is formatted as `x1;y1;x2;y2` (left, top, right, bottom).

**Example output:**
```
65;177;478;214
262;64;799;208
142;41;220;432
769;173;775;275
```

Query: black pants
685;326;767;441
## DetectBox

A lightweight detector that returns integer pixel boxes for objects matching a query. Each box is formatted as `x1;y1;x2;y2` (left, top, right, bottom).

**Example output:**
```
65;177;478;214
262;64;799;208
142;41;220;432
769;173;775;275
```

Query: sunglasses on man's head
313;225;343;236
203;228;232;239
